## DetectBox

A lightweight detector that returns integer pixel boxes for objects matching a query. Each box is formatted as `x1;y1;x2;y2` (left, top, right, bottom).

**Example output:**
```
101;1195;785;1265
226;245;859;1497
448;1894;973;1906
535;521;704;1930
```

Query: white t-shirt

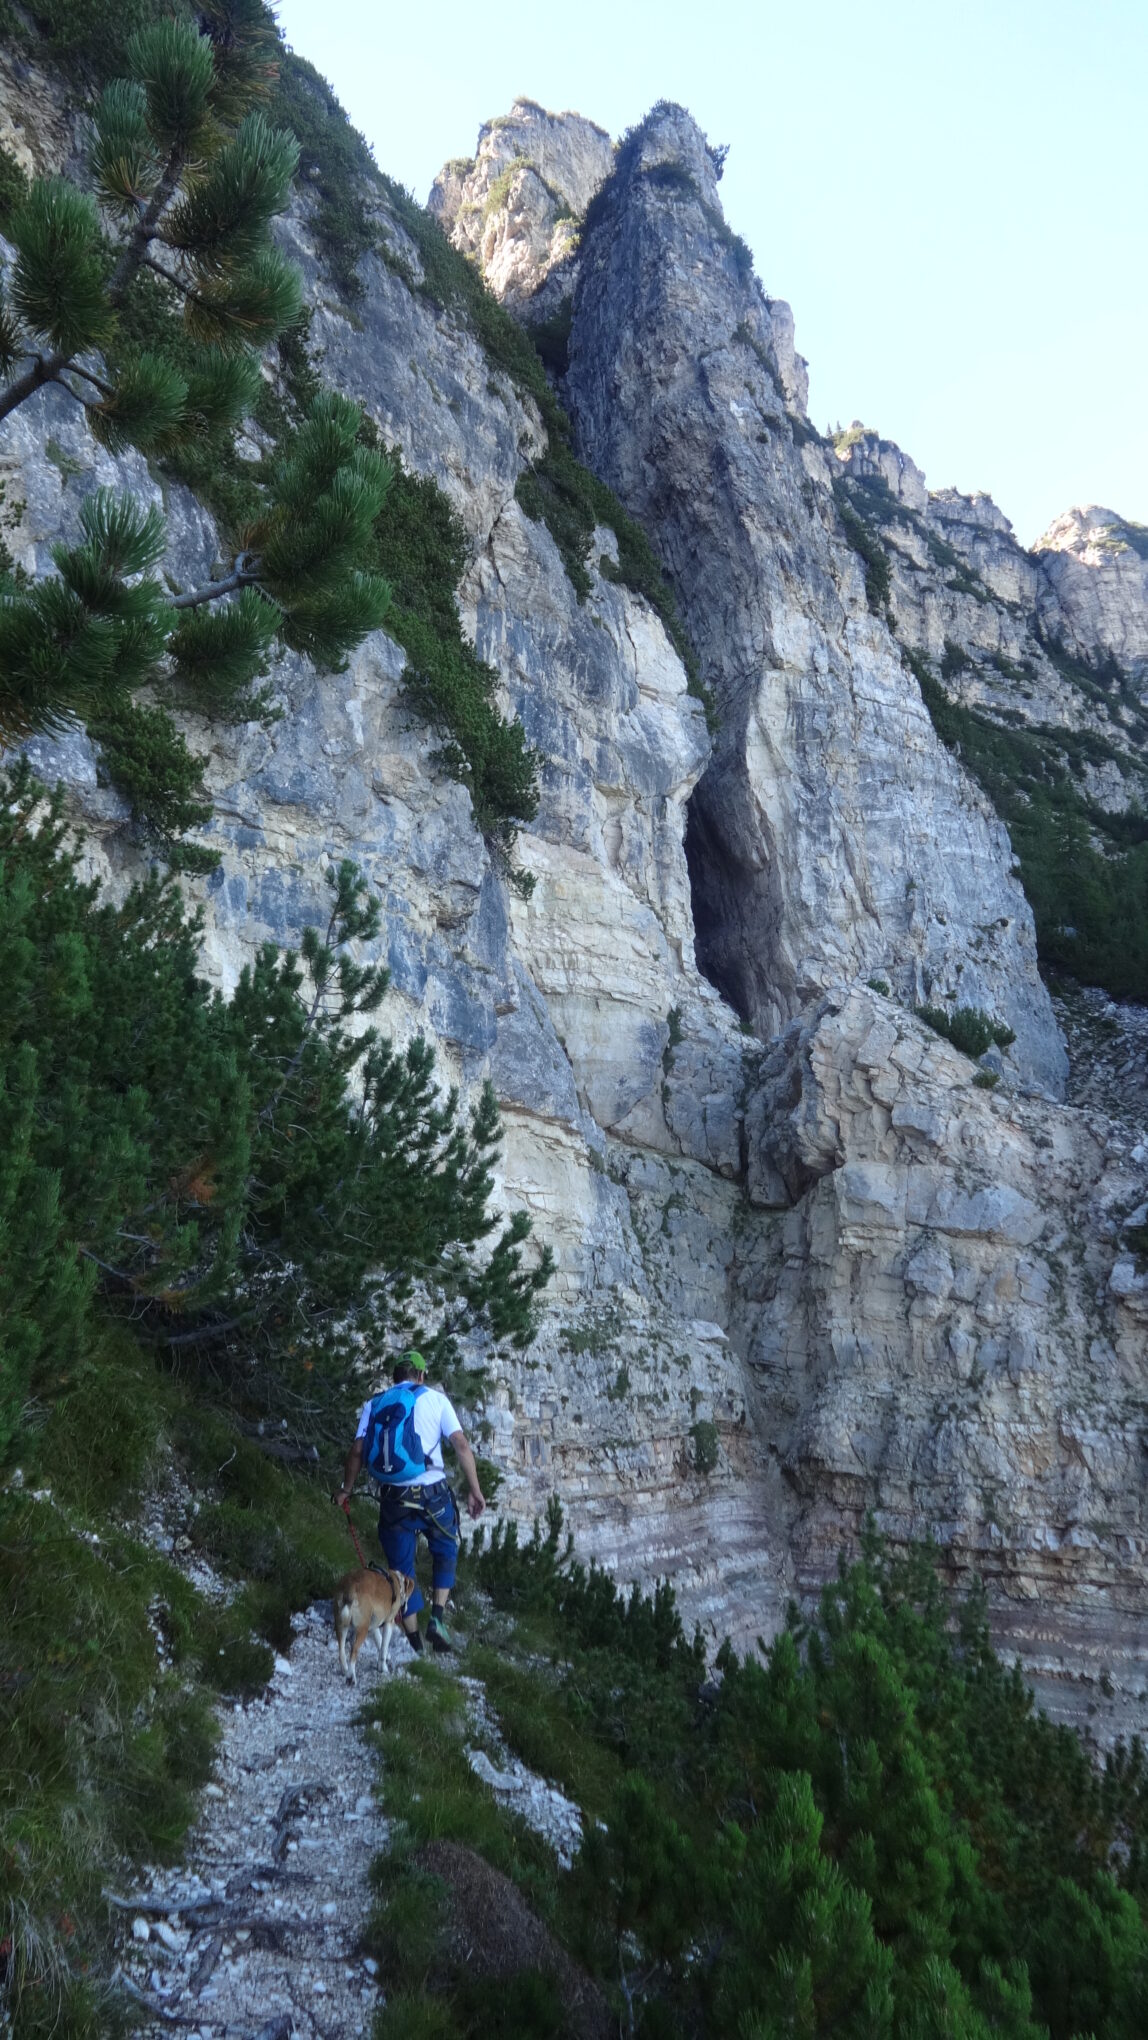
356;1385;462;1488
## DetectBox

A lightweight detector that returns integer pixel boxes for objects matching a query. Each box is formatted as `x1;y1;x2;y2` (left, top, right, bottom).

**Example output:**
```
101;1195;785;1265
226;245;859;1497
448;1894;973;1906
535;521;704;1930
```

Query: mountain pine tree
0;763;552;1446
0;4;392;819
0;4;300;435
0;1044;93;1462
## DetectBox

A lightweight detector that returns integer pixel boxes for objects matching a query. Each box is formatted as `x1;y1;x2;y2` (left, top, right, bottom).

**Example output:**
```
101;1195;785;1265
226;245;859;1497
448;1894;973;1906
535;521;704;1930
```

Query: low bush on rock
833;482;893;615
915;1003;1016;1059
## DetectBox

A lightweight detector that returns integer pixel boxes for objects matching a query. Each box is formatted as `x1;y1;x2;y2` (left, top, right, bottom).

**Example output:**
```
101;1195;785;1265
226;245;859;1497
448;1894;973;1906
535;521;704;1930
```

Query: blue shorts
377;1480;460;1616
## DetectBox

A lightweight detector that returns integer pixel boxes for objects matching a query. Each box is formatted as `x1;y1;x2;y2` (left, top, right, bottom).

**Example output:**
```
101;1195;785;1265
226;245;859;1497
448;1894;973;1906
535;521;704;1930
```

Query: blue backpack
363;1384;429;1485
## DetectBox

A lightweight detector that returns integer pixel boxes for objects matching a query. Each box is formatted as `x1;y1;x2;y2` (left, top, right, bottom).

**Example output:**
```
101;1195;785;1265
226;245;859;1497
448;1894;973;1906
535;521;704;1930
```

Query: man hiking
335;1351;485;1655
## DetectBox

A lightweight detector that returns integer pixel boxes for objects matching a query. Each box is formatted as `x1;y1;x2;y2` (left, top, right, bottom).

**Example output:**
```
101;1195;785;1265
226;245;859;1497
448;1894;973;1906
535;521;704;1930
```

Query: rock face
1036;506;1148;680
562;106;1065;1095
826;432;1148;824
428;96;612;314
2;61;1147;1722
739;984;1148;1730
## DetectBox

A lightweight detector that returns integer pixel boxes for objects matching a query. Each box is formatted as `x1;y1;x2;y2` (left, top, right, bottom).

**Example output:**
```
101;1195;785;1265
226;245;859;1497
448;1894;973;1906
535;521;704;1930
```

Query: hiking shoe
426;1614;453;1655
405;1626;424;1655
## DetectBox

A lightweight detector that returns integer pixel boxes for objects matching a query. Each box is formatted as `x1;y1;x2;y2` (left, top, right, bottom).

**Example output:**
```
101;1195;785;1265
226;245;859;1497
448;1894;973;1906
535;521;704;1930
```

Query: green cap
405;1349;428;1374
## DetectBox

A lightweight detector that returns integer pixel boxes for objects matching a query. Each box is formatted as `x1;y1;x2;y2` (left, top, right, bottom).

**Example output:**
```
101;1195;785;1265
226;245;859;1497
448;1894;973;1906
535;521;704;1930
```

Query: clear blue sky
277;0;1146;547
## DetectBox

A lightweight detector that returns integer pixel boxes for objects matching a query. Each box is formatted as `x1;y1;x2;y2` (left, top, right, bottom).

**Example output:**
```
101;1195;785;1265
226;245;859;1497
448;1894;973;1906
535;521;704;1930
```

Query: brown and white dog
333;1567;417;1684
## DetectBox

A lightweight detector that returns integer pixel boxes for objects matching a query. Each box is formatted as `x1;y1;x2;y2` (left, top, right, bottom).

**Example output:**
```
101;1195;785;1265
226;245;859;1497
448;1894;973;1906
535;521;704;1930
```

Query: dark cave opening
684;783;750;1025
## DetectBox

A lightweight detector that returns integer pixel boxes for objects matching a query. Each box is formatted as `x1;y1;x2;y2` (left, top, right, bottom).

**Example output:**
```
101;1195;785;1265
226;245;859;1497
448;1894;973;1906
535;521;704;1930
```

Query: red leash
337;1493;370;1569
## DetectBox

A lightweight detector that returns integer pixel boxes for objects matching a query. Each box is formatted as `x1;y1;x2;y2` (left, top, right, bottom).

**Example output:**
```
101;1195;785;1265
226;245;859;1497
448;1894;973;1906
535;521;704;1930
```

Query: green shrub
942;637;970;679
1034;630;1148;747
460;1510;1148;2039
366;444;540;857
376;171;557;419
915;1003;1012;1060
516;434;712;725
991;650;1028;682
946;1006;999;1058
867;976;891;996
577;99;756;322
10;0;157;70
0;142;28;227
0;762;551;1435
0;1300;388;2029
732;318;774;374
642;160;701;199
689;1418;719;1473
33;1348;163;1517
1106;519;1148;561
973;1069;1001;1090
268;52;378;305
926;530;964;573
0;1050;91;1465
89;700;218;872
916;1000;953;1040
0;1479;219;2035
947;566;990;602
483;157;529;221
834;485;891;613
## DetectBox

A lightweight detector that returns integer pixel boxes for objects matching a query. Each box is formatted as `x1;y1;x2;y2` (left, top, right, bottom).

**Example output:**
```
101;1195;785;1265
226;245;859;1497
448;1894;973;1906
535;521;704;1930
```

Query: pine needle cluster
0;489;170;739
0;5;300;438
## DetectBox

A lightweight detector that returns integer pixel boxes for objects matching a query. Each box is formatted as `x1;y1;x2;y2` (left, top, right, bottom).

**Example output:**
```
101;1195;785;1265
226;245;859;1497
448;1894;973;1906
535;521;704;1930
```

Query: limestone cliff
559;106;1064;1091
2;65;1146;1728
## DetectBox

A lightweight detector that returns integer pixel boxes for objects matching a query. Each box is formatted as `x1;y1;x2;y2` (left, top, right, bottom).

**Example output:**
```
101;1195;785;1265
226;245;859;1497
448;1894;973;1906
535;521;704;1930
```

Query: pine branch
58;362;116;400
168;556;257;610
0;349;69;423
107;142;187;307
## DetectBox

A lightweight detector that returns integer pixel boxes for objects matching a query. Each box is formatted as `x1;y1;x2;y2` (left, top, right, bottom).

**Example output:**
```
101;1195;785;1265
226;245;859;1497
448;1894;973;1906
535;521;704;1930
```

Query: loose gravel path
114;1594;584;2039
116;1602;399;2040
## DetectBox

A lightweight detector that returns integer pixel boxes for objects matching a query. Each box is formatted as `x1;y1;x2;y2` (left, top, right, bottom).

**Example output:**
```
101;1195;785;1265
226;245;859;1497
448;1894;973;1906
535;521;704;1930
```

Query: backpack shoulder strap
373;1383;414;1412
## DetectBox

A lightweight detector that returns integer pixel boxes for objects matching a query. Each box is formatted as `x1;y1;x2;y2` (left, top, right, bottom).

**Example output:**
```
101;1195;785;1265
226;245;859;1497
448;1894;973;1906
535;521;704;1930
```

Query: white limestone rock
734;986;1147;1681
428;97;613;312
563;104;1065;1094
1036;505;1148;680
